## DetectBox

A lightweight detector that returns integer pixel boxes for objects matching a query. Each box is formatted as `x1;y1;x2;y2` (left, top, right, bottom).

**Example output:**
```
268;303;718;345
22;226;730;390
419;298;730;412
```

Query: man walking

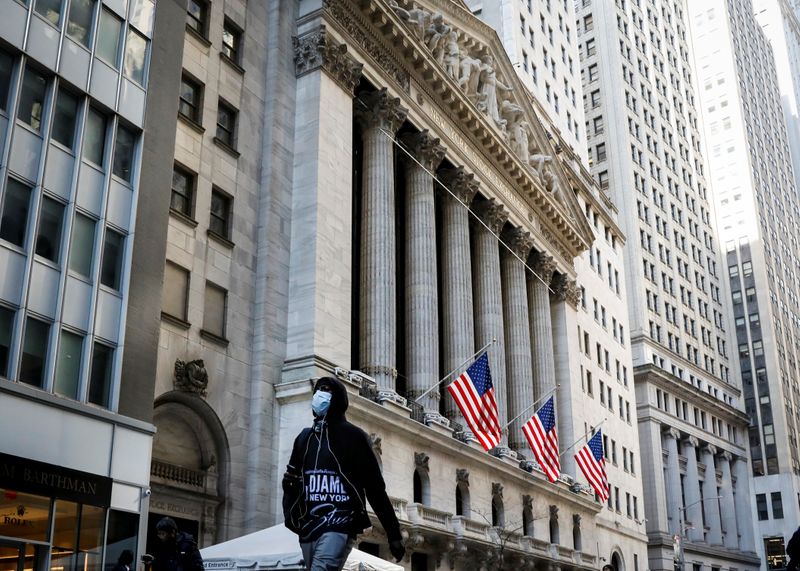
283;376;405;570
145;517;204;571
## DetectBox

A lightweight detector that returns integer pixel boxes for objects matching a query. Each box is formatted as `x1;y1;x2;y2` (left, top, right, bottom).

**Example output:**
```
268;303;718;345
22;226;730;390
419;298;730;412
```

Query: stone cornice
293;24;363;93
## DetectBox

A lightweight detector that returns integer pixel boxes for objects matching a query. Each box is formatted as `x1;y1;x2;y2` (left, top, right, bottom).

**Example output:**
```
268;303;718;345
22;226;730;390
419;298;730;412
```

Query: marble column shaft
472;199;509;446
700;445;722;544
682;437;704;542
439;168;478;424
401;131;445;409
355;89;408;390
733;456;756;552
663;428;683;536
718;452;739;549
501;228;535;453
528;252;557;400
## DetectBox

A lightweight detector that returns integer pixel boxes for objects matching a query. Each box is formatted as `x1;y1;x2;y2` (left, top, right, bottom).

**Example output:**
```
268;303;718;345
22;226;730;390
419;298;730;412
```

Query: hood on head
313;376;349;420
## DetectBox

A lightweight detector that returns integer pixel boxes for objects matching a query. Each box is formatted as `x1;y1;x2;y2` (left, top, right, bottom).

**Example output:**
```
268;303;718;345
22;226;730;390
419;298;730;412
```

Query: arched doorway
611;550;624;571
148;391;229;548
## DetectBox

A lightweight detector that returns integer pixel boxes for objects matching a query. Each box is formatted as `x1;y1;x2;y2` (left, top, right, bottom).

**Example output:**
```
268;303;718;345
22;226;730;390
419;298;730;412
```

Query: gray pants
300;532;355;571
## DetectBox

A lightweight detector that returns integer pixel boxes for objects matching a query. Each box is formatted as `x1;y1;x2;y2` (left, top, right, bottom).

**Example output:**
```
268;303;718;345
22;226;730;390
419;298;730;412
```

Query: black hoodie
282;377;402;543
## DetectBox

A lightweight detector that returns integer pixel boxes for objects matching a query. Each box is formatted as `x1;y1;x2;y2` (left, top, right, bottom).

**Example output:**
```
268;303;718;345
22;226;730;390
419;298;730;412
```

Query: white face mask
312;390;332;416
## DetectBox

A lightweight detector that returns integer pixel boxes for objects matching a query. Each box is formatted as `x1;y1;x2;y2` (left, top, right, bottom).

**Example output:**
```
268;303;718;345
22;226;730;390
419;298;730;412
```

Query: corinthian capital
530;252;557;284
503;227;534;258
355;88;408;133
400;130;446;170
551;274;581;308
293;25;363;93
439;166;479;204
472;198;508;234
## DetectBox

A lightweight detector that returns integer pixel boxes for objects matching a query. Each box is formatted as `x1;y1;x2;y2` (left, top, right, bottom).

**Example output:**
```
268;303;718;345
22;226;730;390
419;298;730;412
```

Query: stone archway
610;550;625;571
149;391;230;547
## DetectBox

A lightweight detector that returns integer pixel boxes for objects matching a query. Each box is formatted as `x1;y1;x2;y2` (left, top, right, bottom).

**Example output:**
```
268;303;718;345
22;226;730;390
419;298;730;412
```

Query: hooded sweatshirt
283;377;402;544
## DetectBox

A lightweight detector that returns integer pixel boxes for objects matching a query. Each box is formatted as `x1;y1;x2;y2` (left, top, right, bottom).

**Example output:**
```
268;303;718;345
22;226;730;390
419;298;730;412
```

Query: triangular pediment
381;0;596;261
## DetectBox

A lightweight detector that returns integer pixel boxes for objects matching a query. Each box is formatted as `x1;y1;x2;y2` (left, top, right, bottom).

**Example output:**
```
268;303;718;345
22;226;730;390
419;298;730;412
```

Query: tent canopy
200;524;403;571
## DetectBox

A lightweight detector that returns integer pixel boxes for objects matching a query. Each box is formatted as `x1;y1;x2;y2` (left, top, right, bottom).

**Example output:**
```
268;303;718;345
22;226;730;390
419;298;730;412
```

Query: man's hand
389;540;405;562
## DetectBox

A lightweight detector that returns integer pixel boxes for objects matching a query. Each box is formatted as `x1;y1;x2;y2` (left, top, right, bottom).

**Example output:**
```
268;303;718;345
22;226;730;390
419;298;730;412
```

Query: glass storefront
0;454;139;571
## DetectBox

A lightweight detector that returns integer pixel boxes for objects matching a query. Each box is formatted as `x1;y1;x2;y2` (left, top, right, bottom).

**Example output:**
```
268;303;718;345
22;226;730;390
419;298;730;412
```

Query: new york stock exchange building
151;0;649;568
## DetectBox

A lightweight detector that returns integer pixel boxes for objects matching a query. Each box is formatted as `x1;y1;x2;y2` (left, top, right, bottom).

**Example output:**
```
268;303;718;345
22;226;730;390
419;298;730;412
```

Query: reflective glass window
82;108;106;165
19;317;50;388
67;0;95;47
209;189;231;238
88;343;113;407
0;179;32;247
35;0;63;26
69;214;96;277
0;489;51;541
54;330;83;399
100;229;124;290
96;9;122;67
202;282;226;338
123;29;147;85
52;88;80;149
112;125;136;182
35;197;65;262
17;67;47;131
0;50;13;112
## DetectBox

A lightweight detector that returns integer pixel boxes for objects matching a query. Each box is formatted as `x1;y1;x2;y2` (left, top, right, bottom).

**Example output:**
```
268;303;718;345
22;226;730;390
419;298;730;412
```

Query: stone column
700;444;722;545
528;252;557;399
550;274;581;476
439;167;478;426
501;227;534;455
285;26;363;378
355;89;408;391
400;131;445;410
663;428;683;536
733;455;756;552
718;451;739;549
682;436;703;542
471;198;509;448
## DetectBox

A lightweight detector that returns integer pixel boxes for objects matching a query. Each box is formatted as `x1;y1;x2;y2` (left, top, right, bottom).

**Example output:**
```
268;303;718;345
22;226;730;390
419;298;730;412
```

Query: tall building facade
689;0;800;567
145;0;650;568
0;0;183;563
574;1;758;570
468;1;649;566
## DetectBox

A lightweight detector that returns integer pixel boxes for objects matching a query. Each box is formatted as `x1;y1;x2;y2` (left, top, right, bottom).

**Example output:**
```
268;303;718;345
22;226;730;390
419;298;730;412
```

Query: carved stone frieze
530;252;557;284
472;198;508;234
400;130;446;170
324;0;410;91
174;359;208;396
293;25;363;93
438;166;479;204
355;88;408;133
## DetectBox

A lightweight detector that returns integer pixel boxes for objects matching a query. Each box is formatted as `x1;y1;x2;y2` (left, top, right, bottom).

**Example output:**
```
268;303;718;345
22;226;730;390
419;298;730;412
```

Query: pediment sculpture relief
390;1;566;205
174;359;209;397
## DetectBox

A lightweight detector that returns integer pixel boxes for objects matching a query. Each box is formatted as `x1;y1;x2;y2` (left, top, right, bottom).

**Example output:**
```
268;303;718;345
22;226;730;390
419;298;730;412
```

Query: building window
18;66;48;131
756;493;768;520
186;0;209;37
202;283;227;339
54;330;83;399
0;179;32;248
123;29;148;85
67;0;95;47
209;188;232;239
19;317;50;388
170;164;195;217
112;125;136;182
69;214;95;278
96;9;122;67
52;88;79;149
178;74;203;124
88;343;114;408
100;228;125;290
215;100;238;149
162;262;190;323
35;197;65;262
0;306;14;378
765;537;787;570
771;492;783;519
83;108;107;166
35;0;63;27
0;50;13;112
222;19;243;65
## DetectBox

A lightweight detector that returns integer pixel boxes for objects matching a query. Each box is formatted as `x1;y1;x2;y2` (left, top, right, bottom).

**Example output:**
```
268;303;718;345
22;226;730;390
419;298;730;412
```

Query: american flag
447;352;501;451
575;430;610;502
522;396;560;482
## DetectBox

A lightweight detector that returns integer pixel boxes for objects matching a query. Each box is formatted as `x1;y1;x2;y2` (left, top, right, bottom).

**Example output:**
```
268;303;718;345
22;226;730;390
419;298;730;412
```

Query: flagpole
502;384;560;430
413;338;497;404
559;418;608;458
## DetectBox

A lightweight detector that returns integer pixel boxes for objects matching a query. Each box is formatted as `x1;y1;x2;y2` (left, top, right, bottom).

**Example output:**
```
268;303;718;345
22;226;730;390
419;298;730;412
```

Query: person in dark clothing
112;550;134;571
283;376;405;570
145;517;204;571
788;526;800;571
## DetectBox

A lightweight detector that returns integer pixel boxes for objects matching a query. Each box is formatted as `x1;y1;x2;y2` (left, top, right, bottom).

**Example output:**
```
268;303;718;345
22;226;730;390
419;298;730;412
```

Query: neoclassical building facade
150;0;648;568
